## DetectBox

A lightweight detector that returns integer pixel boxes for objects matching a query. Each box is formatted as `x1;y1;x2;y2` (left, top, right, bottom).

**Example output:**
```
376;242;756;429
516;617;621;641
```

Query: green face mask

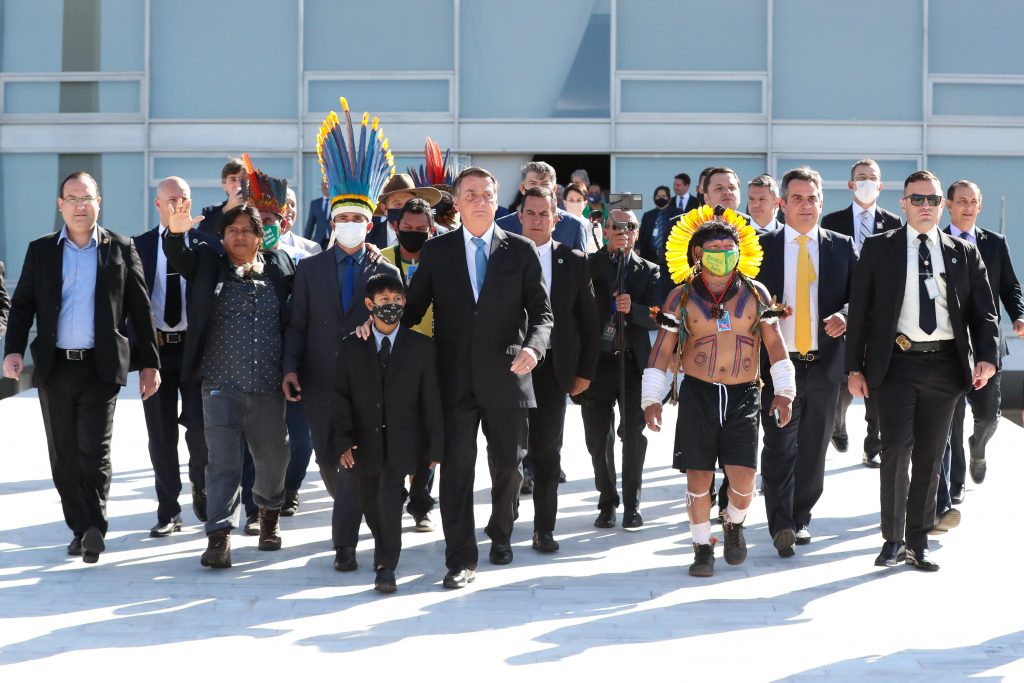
262;222;280;250
700;247;740;276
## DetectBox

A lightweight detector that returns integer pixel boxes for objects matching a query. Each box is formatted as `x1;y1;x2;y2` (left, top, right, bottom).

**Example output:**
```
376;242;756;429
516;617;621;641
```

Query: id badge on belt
717;310;732;332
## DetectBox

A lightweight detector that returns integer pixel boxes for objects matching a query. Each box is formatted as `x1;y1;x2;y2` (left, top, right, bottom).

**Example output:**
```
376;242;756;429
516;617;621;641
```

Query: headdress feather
241;153;287;217
317;97;395;219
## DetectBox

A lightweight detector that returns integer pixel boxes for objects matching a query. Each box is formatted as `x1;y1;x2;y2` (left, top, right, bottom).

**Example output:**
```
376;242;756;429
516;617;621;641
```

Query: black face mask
386;208;403;225
398;230;428;253
372;303;404;325
653;197;670;208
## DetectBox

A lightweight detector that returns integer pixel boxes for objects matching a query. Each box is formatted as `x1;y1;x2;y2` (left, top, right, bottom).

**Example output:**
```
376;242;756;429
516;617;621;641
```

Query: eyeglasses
63;195;98;205
904;194;942;207
609;224;639;233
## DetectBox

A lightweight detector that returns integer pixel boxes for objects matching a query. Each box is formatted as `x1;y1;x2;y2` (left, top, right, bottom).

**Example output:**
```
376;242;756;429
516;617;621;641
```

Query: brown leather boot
201;528;231;568
258;507;282;551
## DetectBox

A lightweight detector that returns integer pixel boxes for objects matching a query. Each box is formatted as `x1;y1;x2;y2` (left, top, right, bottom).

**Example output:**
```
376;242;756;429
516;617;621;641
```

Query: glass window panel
99;153;145;235
308;80;449;114
0;154;60;282
97;81;141;113
933;83;1024;117
3;81;139;114
99;0;144;71
1;0;64;72
460;0;609;118
929;1;1024;75
150;0;298;118
614;156;767;207
773;0;921;121
616;0;766;71
620;80;762;114
3;82;60;114
304;0;453;71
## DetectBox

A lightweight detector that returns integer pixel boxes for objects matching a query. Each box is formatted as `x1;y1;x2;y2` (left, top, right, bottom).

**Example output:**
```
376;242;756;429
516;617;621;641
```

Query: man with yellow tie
755;167;857;558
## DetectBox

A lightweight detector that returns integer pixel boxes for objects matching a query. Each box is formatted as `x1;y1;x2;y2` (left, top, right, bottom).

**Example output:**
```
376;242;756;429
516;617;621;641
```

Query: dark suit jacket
134;225;213;307
496;209;590;252
944;225;1024;357
304;197;332;247
197;202;228;250
163;234;294;381
367;217;391;250
4;227;160;386
332;326;444;475
0;260;9;337
404;226;554;410
586;248;661;374
667;194;699;221
755;227;857;383
546;242;600;393
845;227;1000;390
636;206;676;305
821;204;902;239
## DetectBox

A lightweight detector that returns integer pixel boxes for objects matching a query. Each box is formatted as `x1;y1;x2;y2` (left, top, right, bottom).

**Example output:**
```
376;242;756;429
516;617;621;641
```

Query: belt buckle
67;349;83;360
165;332;181;344
895;334;912;352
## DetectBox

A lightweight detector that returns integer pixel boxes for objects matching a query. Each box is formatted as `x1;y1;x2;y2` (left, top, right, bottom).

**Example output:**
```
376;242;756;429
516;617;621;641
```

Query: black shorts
673;375;760;472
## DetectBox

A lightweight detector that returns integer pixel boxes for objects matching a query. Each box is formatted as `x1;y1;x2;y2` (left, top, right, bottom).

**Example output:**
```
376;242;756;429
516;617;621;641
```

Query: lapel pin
102;237;110;244
558;258;564;264
952;257;957;264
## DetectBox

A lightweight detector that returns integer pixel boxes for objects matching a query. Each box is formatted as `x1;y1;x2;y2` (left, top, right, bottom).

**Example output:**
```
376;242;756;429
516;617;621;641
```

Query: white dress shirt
463;224;496;301
153;225;188;332
898;225;954;341
852;203;878;254
536;239;553;294
280;229;323;256
752;216;781;233
949;223;977;245
781;224;821;352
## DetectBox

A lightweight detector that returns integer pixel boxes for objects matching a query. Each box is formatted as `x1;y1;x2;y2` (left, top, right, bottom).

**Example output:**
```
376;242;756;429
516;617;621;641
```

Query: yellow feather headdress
664;205;763;284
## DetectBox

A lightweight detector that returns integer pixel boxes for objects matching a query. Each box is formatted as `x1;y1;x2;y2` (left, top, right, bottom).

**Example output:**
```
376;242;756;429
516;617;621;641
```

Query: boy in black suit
332;272;444;593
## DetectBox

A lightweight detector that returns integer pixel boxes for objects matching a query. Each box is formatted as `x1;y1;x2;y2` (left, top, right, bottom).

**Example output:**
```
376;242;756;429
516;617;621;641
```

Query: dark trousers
242;400;310;516
580;352;646;511
938;371;1001;510
405;457;436;517
37;355;120;537
441;402;527;570
761;359;840;537
142;341;207;524
526;360;568;534
332;456;407;570
835;383;882;455
874;348;963;550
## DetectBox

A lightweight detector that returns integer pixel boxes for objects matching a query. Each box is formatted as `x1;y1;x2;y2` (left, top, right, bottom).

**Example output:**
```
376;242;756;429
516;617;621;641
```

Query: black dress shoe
795;526;811;545
192;485;207;523
200;528;231;568
280;489;299;517
374;567;397;593
443;567;475;589
334;546;357;572
244;511;260;536
559;468;567;484
532;531;559;553
81;527;105;564
831;432;849;453
862;452;881;468
67;535;83;556
930;507;961;535
489;543;513;565
594;509;616;529
773;528;796;558
951;483;965;505
150;515;183;538
905;546;939;572
874;541;906;567
622;508;643;530
969;457;987;484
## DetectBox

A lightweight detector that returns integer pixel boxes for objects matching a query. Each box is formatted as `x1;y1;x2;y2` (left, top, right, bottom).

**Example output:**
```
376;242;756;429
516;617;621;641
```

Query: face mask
334;221;367;249
398;230;428;253
701;248;740;277
854;180;880;205
654;197;670;208
262;222;280;250
386;208;403;225
588;193;602;204
372;302;404;325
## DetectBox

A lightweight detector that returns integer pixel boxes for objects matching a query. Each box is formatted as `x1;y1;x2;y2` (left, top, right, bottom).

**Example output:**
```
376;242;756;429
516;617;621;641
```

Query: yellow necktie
795;235;815;355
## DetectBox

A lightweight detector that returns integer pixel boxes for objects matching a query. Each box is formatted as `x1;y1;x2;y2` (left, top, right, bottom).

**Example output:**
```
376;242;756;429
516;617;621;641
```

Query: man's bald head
154;176;192;227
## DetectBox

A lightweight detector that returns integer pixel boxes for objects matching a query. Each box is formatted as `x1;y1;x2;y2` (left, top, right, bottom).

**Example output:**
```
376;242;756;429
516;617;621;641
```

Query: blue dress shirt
57;224;98;349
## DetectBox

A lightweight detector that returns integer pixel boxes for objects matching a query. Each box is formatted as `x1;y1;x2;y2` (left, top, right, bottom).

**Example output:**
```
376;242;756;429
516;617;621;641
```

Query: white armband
769;358;796;400
641;367;670;410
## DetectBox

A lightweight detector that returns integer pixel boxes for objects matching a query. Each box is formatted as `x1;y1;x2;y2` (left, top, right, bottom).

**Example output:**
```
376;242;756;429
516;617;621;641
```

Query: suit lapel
551;242;571;310
891;227;908;320
817;229;834;311
322;248;345;319
764;229;785;302
939;231;964;326
479;226;510;303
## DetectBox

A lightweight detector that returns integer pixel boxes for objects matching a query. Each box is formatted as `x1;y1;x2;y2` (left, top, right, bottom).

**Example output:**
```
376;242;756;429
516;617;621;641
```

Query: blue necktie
471;237;488;296
341;255;356;313
653;210;667;256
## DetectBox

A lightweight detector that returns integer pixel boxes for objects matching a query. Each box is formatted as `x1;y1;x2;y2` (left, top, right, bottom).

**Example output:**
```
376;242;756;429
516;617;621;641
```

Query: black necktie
379;336;391;369
918;234;937;334
164;258;182;328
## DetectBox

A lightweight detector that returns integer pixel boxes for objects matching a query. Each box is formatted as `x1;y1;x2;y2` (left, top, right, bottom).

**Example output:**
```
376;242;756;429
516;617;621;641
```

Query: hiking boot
689;542;716;577
201;529;232;568
258;507;282;550
723;520;747;565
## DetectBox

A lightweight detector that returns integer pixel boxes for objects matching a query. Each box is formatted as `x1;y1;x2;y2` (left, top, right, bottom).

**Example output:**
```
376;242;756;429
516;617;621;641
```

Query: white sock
725;502;747;525
692;521;712;545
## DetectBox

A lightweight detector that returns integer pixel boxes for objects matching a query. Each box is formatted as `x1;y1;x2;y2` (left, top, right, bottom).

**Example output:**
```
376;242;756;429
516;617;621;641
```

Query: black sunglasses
904;194;942;207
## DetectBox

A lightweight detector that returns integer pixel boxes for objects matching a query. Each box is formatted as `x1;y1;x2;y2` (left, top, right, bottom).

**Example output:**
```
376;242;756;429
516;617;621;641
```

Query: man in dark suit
3;172;161;563
402;166;553;588
134;177;211;537
755;168;857;556
940;180;1024;509
846;170;999;571
637;185;675;305
669;173;700;219
747;175;783;234
580;208;660;530
304;180;332;249
0;259;9;337
332;272;444;592
517;186;599;552
823;159;903;463
196;158;244;248
497;161;591;251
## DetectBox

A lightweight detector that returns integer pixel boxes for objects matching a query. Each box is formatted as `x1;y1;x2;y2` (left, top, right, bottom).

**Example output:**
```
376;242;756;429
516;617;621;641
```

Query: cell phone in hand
773;407;781;426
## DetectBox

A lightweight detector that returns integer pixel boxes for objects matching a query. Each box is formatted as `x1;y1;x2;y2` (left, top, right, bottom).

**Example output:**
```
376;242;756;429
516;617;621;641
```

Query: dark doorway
533;154;610;195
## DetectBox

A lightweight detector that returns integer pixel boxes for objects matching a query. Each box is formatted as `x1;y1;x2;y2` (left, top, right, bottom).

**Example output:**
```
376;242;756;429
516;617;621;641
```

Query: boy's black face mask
372;303;404;325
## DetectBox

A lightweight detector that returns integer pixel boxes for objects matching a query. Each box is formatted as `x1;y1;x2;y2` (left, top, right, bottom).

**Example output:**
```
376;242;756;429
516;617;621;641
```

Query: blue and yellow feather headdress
316;97;395;221
241;153;287;219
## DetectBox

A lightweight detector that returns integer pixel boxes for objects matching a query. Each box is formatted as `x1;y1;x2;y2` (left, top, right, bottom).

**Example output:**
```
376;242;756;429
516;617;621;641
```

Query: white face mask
854;180;880;205
334;221;367;248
